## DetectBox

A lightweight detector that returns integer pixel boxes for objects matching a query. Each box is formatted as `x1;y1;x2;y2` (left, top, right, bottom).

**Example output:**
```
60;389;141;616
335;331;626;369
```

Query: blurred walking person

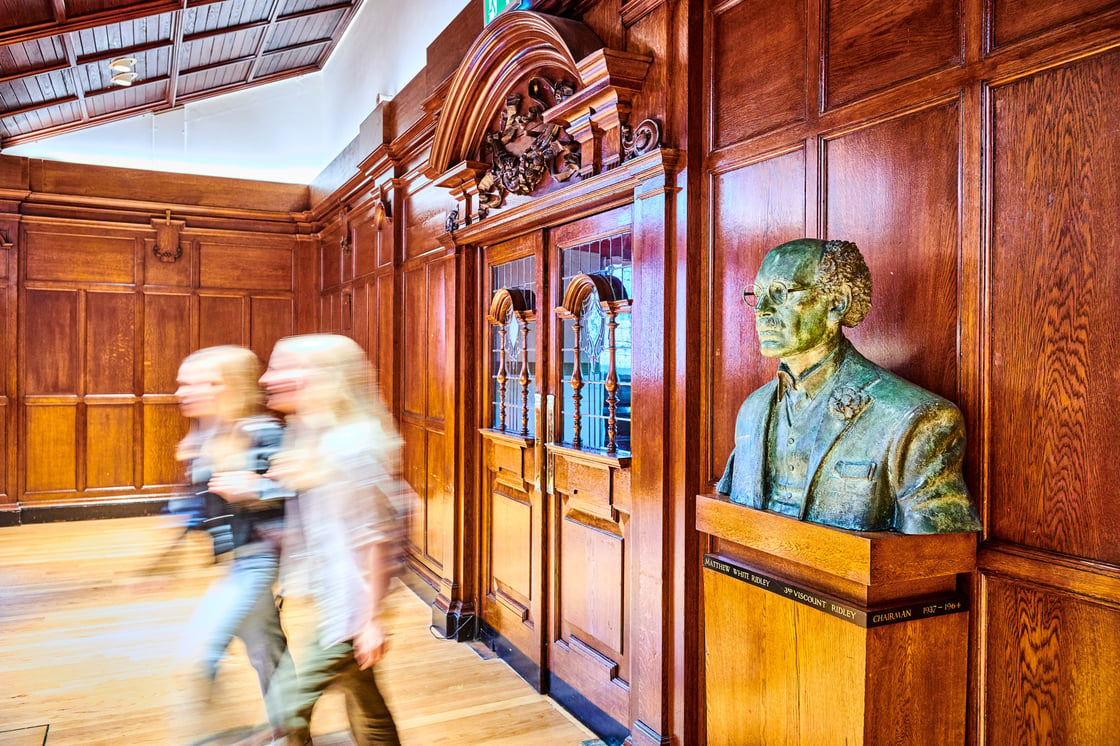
260;334;404;746
173;345;293;744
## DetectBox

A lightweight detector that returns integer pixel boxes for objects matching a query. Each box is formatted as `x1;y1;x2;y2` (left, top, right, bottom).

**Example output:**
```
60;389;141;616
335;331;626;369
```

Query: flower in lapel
828;385;871;421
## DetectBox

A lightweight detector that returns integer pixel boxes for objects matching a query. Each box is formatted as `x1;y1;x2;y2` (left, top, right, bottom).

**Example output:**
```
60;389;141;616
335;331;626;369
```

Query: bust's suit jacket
717;341;981;533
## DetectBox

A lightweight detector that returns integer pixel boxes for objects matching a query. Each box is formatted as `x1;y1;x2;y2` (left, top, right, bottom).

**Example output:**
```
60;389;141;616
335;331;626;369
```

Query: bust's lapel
798;353;880;518
732;383;774;509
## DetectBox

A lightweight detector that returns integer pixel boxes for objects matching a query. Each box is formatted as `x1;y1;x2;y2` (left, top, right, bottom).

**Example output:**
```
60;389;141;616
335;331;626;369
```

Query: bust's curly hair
816;239;872;327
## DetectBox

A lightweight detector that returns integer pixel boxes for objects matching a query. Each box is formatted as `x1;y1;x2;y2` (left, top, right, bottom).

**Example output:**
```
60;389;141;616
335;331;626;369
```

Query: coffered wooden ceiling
0;0;364;149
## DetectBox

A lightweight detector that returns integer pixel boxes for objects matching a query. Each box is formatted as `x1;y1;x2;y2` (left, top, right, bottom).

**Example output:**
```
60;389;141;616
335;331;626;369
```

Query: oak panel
144;294;191;394
709;149;805;482
25;289;78;395
86;292;136;395
403;182;448;261
354;211;380;278
402;268;426;417
321;226;343;290
983;573;1120;745
378;274;394;399
86;404;135;488
25;405;77;493
491;488;533;605
143;402;187;488
427;260;450;422
989;51;1120;563
401;419;428;556
249;296;292;364
560;515;624;653
24;230;136;284
350;283;370;353
990;0;1120;49
425;429;448;569
825;0;961;108
711;0;807;148
199;244;291;291
824;102;961;400
199;294;245;349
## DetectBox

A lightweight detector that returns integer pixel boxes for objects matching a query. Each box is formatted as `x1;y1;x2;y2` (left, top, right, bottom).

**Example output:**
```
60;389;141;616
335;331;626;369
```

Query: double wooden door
478;206;635;735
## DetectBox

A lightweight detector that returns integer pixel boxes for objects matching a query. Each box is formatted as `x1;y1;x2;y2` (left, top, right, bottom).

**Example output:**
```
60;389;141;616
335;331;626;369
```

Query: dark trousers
284;640;400;746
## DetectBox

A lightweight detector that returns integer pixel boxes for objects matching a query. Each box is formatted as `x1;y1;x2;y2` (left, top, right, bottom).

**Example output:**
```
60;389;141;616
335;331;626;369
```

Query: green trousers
283;639;400;746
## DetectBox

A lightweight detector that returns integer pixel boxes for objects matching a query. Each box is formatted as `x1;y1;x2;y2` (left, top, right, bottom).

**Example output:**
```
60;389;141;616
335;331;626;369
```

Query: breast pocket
834;460;877;481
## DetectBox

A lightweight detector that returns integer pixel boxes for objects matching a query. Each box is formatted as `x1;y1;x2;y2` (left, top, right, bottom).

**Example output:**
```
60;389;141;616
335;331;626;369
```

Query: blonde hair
177;345;267;471
272;334;401;475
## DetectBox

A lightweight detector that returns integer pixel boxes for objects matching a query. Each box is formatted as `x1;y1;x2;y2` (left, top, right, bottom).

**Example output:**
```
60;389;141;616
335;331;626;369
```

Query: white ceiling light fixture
111;71;139;87
108;57;136;73
108;57;138;86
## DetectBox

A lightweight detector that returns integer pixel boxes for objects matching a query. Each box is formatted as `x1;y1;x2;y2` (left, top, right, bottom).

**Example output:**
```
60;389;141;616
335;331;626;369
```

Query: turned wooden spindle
570;320;584;448
519;319;531;437
495;324;508;431
604;313;619;452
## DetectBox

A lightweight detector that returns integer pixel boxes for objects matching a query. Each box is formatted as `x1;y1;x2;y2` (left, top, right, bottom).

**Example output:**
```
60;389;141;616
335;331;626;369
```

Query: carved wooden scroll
555;273;631;453
488;287;536;436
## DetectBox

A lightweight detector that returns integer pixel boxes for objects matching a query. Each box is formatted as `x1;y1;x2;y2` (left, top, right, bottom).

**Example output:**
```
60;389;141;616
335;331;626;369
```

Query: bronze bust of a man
717;238;981;534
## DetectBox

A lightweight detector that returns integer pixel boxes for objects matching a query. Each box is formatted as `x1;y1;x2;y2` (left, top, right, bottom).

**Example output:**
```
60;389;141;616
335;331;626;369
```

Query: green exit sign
485;0;520;24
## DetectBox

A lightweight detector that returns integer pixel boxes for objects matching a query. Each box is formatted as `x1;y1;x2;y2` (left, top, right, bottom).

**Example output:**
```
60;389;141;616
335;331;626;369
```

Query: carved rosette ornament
477;81;581;210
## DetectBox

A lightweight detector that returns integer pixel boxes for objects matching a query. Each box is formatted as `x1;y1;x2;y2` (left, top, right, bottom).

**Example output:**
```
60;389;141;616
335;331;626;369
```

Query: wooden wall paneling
402;418;430;561
24;229;136;284
85;403;135;489
427;260;450;422
709;0;808;149
24;405;77;495
142;402;188;490
823;101;962;401
86;291;135;396
24;288;78;395
987;50;1120;564
198;242;292;291
425;428;449;571
706;148;806;484
0;224;12;514
403;178;449;262
143;294;191;395
249;296;293;365
981;572;1120;745
988;0;1120;52
402;267;427;418
825;0;962;109
378;273;395;407
198;294;246;349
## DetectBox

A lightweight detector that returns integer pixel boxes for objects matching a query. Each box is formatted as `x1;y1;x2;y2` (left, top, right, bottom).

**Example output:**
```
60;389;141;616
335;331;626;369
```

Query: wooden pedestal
697;493;976;746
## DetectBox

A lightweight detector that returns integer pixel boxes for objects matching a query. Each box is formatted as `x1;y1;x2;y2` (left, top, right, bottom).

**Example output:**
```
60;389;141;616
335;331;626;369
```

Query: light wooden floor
0;516;595;746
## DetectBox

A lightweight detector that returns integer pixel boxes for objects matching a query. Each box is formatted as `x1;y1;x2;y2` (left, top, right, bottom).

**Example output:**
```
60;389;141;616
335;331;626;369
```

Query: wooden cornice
425;10;604;180
439;147;681;249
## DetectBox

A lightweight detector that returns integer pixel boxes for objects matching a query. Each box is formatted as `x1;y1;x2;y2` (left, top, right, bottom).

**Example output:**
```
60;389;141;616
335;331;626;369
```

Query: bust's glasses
742;281;815;308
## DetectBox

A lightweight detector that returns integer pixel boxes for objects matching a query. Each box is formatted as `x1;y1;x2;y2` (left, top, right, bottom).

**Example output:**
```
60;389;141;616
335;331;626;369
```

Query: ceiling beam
51;0;68;24
0;95;79;120
60;31;90;124
167;5;185;109
0;2;182;47
0;61;69;87
246;0;285;84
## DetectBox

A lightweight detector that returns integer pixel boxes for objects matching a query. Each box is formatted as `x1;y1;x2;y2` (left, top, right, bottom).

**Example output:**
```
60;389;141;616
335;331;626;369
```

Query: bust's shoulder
848;351;961;420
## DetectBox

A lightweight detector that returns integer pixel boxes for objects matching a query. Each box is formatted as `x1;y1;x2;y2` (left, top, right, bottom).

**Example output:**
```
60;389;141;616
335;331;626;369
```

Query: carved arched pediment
427;11;603;180
428;10;657;231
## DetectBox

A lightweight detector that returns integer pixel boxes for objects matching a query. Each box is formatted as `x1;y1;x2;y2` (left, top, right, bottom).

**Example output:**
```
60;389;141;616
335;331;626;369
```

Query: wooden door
544;207;634;737
478;231;549;687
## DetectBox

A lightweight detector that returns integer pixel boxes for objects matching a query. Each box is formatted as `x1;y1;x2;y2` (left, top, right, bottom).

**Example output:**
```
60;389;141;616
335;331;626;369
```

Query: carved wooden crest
477;80;581;209
147;211;192;263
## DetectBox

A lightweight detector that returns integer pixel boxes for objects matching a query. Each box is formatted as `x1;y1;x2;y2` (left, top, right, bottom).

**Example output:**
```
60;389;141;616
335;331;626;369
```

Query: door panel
546;207;634;729
479;234;547;684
